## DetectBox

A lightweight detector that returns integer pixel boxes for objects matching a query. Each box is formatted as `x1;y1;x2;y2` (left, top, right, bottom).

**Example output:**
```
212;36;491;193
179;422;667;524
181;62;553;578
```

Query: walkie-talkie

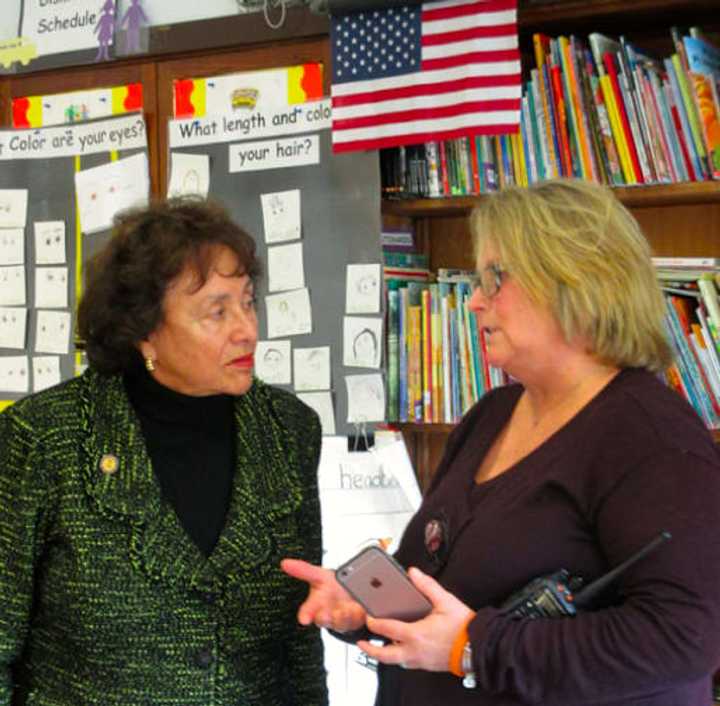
500;531;672;619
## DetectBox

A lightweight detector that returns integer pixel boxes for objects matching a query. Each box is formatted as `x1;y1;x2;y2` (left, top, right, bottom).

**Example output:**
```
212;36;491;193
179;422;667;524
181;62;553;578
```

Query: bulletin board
0;112;148;407
168;98;383;437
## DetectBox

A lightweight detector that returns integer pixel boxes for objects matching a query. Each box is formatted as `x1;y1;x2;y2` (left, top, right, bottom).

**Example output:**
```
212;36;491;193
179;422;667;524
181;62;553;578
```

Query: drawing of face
140;246;258;396
263;347;283;370
357;274;378;298
353;328;377;365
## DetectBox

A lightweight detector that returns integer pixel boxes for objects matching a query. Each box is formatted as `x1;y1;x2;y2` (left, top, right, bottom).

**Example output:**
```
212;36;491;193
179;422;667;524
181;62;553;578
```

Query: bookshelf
384;0;720;488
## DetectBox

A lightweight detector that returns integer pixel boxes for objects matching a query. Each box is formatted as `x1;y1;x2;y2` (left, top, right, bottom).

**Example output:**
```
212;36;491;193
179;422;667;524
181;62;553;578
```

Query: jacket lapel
78;372;305;593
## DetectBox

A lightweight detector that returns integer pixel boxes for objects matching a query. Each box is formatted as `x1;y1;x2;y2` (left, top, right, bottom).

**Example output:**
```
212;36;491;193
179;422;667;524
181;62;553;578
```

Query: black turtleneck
123;366;235;557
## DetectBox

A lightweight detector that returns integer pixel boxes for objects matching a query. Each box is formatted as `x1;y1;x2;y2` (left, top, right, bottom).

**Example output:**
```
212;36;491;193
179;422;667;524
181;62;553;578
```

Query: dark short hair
77;197;261;374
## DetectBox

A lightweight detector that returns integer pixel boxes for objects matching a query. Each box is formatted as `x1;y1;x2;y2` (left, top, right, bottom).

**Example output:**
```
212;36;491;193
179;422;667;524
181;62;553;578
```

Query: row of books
383;256;720;431
385;269;508;424
657;258;720;430
381;27;720;197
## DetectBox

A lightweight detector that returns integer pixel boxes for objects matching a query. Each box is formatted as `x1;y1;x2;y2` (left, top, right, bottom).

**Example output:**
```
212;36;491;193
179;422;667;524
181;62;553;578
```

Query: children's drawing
343;316;382;368
265;288;312;339
345;373;385;423
0;307;27;350
33;356;61;393
167;153;209;198
261;189;301;243
346;263;381;314
294;346;331;391
0;356;29;394
255;340;291;385
35;310;71;355
34;222;66;265
268;242;304;292
35;267;69;309
0;229;24;266
0;266;26;306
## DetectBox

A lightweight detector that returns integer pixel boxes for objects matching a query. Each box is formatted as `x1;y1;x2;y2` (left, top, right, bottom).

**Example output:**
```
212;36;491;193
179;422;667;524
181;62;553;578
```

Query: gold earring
145;357;155;372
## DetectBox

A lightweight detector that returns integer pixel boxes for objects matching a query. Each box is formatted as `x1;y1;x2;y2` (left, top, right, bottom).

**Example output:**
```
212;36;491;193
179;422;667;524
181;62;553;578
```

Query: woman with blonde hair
284;178;720;706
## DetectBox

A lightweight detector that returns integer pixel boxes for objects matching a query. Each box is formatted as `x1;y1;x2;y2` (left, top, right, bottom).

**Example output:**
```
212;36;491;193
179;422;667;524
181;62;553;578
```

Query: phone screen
336;546;432;622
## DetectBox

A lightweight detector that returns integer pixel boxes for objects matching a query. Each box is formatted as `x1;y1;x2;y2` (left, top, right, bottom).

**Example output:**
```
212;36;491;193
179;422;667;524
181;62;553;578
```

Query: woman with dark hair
0;197;327;706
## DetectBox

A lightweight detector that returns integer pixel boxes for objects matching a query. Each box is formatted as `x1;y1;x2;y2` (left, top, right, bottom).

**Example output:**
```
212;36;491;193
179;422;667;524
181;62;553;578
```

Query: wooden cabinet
384;0;720;488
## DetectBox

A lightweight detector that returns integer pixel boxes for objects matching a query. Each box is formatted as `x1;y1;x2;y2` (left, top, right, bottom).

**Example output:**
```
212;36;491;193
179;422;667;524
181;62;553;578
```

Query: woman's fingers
280;558;331;585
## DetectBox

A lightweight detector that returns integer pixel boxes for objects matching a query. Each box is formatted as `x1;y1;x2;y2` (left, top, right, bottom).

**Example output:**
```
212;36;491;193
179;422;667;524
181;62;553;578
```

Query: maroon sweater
382;368;720;706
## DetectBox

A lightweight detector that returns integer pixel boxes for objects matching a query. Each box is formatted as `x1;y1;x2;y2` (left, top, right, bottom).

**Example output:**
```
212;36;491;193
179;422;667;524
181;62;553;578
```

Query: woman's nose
229;308;258;342
468;286;488;313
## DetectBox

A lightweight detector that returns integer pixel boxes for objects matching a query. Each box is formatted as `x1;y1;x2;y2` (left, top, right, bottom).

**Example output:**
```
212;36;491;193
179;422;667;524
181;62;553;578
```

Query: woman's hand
356;566;475;673
280;558;367;633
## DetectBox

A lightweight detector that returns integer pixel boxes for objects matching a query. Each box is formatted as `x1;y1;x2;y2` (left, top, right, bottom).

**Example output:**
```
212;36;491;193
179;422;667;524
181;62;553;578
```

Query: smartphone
335;545;432;622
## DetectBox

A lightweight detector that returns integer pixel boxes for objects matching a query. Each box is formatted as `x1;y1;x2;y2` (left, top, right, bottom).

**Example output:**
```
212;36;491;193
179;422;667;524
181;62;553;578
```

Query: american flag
330;0;522;153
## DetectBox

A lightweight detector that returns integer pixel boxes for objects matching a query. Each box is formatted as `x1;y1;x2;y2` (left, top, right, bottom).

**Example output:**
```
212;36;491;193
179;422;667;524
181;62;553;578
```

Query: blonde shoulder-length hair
470;178;673;372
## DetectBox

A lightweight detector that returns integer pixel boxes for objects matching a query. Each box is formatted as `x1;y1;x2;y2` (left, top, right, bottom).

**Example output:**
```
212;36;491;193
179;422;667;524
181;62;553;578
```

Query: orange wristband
448;612;476;677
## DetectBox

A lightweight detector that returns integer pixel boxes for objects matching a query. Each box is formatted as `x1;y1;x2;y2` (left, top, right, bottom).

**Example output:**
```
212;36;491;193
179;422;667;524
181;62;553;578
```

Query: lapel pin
424;516;448;563
99;454;119;475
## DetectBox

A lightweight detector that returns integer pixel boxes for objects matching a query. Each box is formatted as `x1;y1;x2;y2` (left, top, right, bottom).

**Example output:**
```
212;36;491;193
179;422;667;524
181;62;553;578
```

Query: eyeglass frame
472;262;507;298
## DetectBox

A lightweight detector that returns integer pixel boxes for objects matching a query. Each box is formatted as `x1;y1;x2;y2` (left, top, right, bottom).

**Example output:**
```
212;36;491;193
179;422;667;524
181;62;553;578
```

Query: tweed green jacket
0;369;327;706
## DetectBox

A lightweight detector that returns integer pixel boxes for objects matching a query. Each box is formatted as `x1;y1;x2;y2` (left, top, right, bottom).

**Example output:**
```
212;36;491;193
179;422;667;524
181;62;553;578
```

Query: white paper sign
35;310;71;355
168;100;331;149
268;242;304;293
0;229;24;265
0;355;29;393
0;308;27;350
261;189;301;244
229;134;319;173
34;221;66;264
34;267;68;309
0;115;147;161
0;266;26;306
75;152;149;234
33;355;61;392
255;340;292;385
21;0;114;58
0;190;28;228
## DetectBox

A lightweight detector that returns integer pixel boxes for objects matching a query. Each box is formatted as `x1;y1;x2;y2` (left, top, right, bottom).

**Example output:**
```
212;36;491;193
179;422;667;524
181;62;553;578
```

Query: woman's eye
210;308;225;319
242;297;257;311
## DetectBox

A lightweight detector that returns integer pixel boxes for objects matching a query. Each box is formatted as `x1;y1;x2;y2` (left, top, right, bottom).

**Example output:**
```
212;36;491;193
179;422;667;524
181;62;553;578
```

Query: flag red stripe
421;23;516;45
422;0;516;23
331;73;522;108
332;99;521;130
422;48;520;70
332;123;519;152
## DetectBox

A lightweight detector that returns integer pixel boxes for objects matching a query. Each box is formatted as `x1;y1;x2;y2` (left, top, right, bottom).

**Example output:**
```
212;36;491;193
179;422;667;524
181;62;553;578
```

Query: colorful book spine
407;305;423;422
421;287;432;423
398;286;409;423
604;51;644;183
386;283;400;421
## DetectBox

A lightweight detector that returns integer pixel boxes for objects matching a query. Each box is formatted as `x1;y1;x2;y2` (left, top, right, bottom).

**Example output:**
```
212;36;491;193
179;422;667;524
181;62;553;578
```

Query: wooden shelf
394;422;457;434
396;421;720;443
518;0;718;32
382;181;720;218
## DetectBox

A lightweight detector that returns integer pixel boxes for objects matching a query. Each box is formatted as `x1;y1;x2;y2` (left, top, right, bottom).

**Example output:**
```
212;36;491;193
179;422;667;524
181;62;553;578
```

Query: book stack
380;27;720;197
384;266;508;424
656;257;720;429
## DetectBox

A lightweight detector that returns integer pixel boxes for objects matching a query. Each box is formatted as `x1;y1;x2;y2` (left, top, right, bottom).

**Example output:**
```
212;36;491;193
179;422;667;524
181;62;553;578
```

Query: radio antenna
574;531;671;609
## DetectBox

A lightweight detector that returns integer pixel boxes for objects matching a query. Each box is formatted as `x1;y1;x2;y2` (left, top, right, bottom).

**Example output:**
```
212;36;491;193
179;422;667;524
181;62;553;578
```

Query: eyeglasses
472;263;507;298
